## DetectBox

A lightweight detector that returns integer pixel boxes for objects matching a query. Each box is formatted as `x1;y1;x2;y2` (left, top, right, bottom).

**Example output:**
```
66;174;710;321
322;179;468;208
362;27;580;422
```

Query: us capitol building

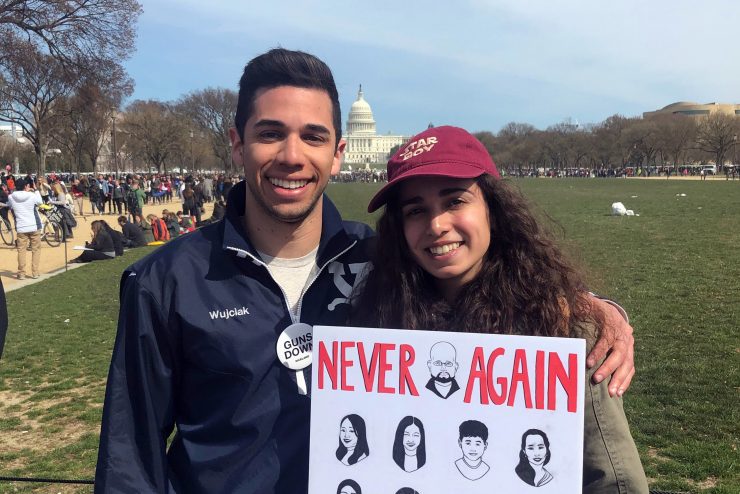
342;86;408;167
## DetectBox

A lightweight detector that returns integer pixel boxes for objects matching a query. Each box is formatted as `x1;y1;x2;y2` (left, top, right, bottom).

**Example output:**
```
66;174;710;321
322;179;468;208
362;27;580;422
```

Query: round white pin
276;323;313;370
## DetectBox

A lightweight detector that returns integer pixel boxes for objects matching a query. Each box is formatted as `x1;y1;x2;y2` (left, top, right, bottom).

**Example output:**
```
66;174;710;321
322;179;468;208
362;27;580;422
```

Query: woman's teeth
428;242;461;255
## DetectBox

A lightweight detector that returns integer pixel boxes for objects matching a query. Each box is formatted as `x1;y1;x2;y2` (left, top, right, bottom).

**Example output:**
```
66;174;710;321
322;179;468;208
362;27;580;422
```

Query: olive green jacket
578;323;649;493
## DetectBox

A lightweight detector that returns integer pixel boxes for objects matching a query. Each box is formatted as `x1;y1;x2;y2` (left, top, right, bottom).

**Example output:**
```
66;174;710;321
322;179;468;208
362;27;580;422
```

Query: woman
49;182;76;239
181;184;201;225
37;176;51;204
392;416;425;472
335;414;369;466
70;220;115;263
515;429;553;487
100;219;124;256
354;126;648;493
336;479;362;494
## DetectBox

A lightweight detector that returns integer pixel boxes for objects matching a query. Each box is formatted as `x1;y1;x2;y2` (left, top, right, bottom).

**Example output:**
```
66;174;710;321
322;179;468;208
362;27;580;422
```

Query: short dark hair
458;420;488;442
234;48;342;147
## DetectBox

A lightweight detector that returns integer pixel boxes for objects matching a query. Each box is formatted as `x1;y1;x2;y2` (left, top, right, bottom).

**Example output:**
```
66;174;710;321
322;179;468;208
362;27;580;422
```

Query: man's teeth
270;178;308;189
428;242;461;255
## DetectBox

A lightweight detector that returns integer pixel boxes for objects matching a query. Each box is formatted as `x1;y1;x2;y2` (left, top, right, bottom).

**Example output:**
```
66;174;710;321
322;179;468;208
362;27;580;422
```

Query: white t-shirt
258;246;319;319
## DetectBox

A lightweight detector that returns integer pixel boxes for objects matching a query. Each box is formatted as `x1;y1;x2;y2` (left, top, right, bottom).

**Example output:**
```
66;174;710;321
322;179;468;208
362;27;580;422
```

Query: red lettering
535;350;545;409
507;349;533;408
486;347;507;405
357;342;379;392
377;343;395;393
399;344;419;396
464;347;489;404
318;341;338;390
548;352;579;413
340;341;355;391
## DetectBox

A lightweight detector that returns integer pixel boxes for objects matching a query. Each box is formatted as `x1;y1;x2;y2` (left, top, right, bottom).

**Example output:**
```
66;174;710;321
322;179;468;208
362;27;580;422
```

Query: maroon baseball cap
367;125;500;212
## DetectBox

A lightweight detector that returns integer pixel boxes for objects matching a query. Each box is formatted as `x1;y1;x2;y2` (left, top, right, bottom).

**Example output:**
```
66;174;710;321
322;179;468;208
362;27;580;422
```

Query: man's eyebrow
304;123;331;135
253;119;285;128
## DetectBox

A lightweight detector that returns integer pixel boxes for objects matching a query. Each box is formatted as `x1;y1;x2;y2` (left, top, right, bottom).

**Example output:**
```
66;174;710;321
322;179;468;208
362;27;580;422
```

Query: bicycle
0;215;13;246
38;204;64;247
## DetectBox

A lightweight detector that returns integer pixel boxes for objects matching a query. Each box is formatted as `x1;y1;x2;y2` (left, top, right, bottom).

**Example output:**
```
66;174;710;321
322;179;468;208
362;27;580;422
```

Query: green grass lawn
1;179;739;493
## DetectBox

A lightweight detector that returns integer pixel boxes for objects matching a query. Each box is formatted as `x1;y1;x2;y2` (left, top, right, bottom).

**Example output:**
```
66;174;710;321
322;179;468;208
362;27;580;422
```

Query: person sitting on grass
176;211;195;233
70;220;115;263
100;220;124;256
200;200;226;226
163;211;180;239
146;213;170;242
117;216;147;248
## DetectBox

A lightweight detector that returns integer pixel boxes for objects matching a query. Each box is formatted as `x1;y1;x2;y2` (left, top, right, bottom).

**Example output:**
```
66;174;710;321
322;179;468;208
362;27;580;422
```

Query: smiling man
95;48;637;493
95;49;374;493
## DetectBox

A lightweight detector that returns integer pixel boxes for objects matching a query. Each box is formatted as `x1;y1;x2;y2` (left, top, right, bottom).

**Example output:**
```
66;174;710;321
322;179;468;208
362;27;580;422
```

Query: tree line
473;113;739;175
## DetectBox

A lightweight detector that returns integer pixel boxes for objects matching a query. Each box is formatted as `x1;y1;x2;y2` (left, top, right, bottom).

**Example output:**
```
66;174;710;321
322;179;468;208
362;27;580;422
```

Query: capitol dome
346;85;377;135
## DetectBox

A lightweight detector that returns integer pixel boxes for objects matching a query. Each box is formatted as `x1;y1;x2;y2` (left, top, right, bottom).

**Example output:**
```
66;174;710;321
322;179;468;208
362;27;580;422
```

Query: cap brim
367;162;487;212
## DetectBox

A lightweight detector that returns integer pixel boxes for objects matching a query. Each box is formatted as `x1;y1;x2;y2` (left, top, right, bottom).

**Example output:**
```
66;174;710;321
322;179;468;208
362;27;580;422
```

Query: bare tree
694;113;739;171
0;0;142;69
53;77;132;174
653;114;697;170
122;100;186;175
177;88;237;172
0;40;76;175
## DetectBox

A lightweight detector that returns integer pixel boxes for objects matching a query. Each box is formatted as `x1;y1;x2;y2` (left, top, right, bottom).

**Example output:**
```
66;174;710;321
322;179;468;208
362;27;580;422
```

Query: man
127;179;145;224
7;178;42;279
425;341;460;399
95;49;635;493
71;178;85;216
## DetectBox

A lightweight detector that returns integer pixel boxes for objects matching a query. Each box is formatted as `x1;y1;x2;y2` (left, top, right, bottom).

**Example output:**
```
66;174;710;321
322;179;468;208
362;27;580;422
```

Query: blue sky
125;0;739;135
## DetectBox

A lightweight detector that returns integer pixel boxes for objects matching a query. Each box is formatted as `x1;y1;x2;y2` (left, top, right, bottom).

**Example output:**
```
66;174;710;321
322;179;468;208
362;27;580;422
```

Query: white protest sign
309;326;585;494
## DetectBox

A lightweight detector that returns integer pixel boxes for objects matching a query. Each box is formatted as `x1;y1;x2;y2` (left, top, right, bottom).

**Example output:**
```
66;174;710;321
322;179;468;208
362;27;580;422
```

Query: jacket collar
221;181;354;267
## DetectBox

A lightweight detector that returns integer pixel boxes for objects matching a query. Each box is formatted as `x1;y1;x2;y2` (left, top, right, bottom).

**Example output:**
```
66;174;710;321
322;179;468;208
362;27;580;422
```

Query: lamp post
189;129;194;173
111;111;119;178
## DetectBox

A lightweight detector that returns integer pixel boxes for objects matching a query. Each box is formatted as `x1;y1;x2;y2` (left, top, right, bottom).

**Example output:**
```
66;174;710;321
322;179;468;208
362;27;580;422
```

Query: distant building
342;86;408;167
643;101;740;119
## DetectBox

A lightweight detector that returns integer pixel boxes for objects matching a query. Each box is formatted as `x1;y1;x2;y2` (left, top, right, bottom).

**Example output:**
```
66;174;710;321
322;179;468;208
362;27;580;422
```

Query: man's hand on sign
586;296;635;398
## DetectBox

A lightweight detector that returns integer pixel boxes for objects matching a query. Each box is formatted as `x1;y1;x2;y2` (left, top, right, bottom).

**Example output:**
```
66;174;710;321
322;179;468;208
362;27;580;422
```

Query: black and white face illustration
425;342;461;399
454;420;490;481
404;423;421;454
515;428;553;487
336;479;362;494
524;434;547;466
335;414;370;466
427;341;459;383
392;416;427;472
460;435;487;462
340;418;358;450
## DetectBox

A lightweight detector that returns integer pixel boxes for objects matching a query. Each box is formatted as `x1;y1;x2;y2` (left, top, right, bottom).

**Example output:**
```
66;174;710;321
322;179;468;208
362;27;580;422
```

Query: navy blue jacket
95;181;374;493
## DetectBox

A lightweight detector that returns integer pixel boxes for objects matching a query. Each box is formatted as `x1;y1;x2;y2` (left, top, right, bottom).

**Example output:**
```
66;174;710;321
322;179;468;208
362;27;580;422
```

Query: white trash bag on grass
611;202;637;216
611;202;627;215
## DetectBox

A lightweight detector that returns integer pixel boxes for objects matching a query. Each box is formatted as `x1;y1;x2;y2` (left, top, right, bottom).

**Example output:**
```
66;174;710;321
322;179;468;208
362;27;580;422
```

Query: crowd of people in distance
0;169;232;276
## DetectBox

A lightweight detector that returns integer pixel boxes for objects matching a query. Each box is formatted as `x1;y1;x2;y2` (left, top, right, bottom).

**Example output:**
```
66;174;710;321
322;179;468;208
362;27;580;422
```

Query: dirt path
1;200;215;292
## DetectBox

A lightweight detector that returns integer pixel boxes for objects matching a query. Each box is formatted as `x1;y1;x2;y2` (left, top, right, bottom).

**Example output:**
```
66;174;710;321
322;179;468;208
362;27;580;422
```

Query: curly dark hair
351;175;596;336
